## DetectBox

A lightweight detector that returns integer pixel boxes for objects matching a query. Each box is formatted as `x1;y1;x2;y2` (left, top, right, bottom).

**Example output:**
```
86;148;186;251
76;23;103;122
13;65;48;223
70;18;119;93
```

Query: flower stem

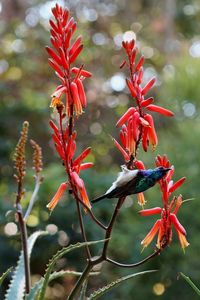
24;175;41;222
16;202;31;294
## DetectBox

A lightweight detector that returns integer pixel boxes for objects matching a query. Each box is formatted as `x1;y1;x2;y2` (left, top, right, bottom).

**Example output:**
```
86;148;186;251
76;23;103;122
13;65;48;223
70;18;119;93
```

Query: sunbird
92;166;171;203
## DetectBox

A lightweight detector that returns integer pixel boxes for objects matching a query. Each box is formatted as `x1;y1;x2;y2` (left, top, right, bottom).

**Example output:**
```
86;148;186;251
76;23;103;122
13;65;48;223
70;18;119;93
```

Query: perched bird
92;166;171;203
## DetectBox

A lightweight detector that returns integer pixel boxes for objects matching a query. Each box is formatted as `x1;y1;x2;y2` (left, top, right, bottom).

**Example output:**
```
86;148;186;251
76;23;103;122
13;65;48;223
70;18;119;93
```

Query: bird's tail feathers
91;194;107;203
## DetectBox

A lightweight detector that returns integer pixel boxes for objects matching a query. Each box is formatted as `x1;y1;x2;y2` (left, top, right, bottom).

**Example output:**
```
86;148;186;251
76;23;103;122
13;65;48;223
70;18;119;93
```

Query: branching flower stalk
46;4;189;299
13;121;31;294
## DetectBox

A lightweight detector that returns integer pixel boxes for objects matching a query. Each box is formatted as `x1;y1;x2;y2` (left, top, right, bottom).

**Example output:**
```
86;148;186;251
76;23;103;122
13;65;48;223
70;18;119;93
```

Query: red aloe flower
113;39;174;161
47;4;90;117
139;155;189;251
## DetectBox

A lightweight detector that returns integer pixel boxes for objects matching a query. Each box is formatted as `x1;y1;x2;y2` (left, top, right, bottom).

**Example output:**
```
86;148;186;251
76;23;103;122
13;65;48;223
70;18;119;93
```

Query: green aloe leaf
88;270;157;300
180;272;200;296
5;231;47;300
0;267;13;286
26;270;90;300
37;239;105;300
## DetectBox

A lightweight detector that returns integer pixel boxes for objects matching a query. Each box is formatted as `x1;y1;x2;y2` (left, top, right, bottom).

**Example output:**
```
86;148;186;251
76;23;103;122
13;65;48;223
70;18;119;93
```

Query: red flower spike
139;207;162;216
69;44;83;64
141;77;156;95
48;58;65;78
76;79;87;107
135;55;145;72
170;213;186;235
47;182;68;211
168;177;186;194
116;107;136;127
112;138;130;161
146;104;174;117
126;79;137;98
141;97;154;107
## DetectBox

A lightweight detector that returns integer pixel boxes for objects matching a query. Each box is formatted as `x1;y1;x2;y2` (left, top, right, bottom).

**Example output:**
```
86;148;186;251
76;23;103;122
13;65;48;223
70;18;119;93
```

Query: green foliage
5;231;47;300
88;270;157;299
37;240;105;300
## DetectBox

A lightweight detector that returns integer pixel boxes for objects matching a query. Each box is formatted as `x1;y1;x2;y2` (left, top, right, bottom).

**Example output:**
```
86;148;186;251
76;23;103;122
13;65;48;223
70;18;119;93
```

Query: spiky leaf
5;231;47;300
0;267;13;286
38;239;105;300
88;270;157;300
26;270;93;300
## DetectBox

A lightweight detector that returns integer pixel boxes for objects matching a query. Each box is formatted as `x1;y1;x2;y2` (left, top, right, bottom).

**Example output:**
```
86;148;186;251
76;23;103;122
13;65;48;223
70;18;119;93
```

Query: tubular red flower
71;67;92;78
46;46;62;66
73;147;91;166
76;78;87;108
139;207;162;216
116;107;136;127
141;97;154;107
48;58;65;78
141;77;156;95
146;104;174;117
135;55;144;72
69;44;83;64
170;213;186;235
112;137;130;161
168;177;186;194
141;219;161;249
126;79;137;98
47;182;68;211
134;160;145;170
144;114;158;150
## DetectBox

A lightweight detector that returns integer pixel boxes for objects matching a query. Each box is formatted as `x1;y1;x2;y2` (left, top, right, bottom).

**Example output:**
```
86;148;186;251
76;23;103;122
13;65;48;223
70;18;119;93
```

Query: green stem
180;273;200;296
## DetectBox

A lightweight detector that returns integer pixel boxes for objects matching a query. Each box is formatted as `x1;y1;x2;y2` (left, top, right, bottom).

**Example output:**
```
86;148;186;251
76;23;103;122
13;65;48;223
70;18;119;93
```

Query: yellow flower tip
137;192;146;208
50;96;64;111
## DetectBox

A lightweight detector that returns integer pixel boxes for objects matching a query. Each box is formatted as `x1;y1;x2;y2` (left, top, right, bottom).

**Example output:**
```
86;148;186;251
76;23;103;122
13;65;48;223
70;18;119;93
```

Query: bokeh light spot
153;282;165;296
4;222;18;236
110;73;126;92
27;215;39;227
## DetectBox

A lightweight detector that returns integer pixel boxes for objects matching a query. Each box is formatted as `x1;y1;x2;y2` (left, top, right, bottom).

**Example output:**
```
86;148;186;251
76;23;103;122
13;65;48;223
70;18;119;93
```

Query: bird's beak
165;167;171;172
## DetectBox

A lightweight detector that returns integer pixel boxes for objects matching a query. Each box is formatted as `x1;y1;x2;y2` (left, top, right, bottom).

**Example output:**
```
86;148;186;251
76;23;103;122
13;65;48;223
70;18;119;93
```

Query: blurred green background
1;0;200;299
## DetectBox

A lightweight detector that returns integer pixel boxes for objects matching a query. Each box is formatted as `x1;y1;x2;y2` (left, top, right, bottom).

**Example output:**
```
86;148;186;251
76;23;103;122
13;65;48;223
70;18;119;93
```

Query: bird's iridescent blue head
141;166;171;181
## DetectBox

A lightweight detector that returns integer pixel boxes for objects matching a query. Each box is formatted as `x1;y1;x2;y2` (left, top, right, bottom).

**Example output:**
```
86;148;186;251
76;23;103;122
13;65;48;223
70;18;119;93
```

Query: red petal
146;104;174;117
62;9;69;27
142;126;149;152
112;138;130;161
80;162;94;170
126;79;137;98
69;35;82;56
137;67;144;84
48;58;65;78
116;107;136;127
71;171;84;189
139;117;150;127
142;77;156;95
134;160;145;170
49;20;61;34
168;177;186;193
170;213;186;235
144;114;158;150
73;147;91;166
69;44;83;64
141;97;154;107
64;28;72;49
47;182;68;211
76;78;87;107
135;55;145;72
70;82;83;115
59;47;68;69
49;120;59;136
139;207;162;216
71;67;92;78
46;46;62;65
